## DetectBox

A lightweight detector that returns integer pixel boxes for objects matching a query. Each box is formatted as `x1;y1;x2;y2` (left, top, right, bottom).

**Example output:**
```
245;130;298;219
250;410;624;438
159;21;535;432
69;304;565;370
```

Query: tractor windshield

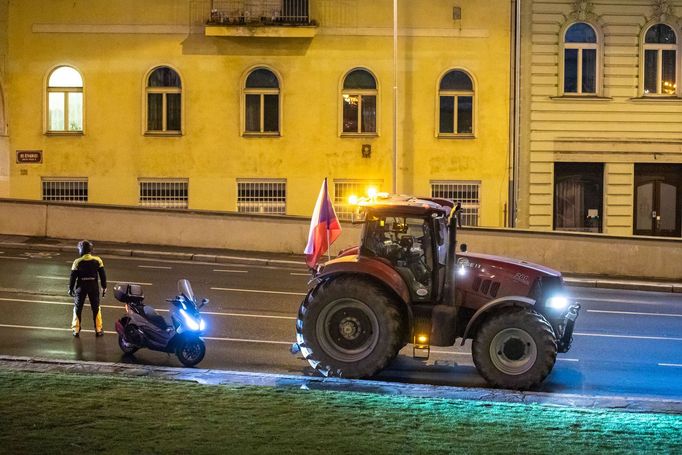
362;215;434;288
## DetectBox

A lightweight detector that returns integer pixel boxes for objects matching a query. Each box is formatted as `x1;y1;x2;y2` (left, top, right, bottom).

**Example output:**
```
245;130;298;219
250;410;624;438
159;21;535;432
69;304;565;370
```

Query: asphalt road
0;246;681;400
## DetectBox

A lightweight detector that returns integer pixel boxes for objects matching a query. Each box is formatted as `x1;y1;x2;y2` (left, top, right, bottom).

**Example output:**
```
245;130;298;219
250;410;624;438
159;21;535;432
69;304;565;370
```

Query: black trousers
71;284;102;333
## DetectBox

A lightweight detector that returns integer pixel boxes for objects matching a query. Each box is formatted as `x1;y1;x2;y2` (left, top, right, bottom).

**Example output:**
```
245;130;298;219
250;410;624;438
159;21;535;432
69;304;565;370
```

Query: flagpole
325;177;332;263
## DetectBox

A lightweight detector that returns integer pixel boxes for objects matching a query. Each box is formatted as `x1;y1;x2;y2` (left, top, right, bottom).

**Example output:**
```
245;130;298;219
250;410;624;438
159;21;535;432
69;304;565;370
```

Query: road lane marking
0;323;290;345
211;287;307;296
588;309;682;318
0;323;116;335
576;297;674;306
138;265;172;270
0;256;28;260
659;363;682;368
290;273;310;276
0;297;297;320
213;269;248;273
37;276;153;286
203;336;292;345
557;358;579;362
575;332;682;341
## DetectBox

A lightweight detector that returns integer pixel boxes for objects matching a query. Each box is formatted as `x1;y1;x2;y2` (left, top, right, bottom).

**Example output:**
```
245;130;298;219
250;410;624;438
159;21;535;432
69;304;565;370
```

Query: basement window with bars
431;181;480;227
41;178;88;202
139;179;188;209
333;179;383;221
237;179;286;214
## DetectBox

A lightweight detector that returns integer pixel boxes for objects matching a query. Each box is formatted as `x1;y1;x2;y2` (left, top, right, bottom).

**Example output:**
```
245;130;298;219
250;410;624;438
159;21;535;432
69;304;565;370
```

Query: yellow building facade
519;0;682;238
1;0;511;226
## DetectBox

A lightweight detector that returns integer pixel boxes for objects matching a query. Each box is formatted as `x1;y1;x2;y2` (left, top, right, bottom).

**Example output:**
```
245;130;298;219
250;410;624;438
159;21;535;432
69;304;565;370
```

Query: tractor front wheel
472;308;557;390
296;276;403;378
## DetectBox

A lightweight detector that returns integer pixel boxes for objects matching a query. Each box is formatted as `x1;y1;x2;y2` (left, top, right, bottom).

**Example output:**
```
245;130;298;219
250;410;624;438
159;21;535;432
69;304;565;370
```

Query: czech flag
304;178;342;268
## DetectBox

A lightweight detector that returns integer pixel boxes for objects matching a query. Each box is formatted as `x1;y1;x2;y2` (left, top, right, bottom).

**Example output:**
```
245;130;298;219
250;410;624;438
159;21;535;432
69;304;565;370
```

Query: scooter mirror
199;298;209;309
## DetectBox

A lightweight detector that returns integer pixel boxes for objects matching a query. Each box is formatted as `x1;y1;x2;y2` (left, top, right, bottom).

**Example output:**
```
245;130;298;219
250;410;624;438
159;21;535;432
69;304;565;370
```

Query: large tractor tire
472;308;557;390
296;276;403;378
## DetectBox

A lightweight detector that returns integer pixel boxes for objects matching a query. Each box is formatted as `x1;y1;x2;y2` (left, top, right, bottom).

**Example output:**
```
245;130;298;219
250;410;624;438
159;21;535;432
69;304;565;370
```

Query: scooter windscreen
178;279;196;304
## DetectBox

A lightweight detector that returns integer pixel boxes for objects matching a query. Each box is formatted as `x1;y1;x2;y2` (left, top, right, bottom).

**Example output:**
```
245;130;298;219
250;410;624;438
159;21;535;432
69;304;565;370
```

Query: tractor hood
458;252;561;277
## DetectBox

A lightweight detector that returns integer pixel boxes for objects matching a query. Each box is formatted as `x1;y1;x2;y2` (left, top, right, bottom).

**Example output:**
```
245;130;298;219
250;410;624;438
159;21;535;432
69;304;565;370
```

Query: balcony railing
207;0;313;26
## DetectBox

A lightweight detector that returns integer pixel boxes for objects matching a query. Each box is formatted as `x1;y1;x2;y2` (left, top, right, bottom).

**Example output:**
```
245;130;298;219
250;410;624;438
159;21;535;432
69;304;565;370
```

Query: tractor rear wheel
296;276;403;378
472;308;557;390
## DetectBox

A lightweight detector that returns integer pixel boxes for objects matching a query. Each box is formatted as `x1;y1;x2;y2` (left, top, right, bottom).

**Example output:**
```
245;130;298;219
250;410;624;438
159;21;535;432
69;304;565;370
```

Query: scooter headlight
546;295;570;311
199;318;206;331
179;309;201;331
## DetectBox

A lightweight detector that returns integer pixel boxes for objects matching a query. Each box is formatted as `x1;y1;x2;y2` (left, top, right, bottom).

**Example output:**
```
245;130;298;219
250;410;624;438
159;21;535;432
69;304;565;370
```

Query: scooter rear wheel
176;338;206;367
118;335;138;355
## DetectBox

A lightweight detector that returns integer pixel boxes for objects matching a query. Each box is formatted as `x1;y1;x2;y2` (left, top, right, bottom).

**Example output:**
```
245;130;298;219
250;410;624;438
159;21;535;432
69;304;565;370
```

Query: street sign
16;150;42;164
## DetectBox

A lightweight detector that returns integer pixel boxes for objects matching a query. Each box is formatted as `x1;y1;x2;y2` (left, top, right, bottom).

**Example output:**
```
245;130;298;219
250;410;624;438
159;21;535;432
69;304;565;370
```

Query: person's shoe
72;331;80;338
95;331;104;337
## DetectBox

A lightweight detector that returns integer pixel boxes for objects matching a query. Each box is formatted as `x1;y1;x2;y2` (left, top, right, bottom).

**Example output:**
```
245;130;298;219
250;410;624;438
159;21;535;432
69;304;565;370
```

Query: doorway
634;164;682;237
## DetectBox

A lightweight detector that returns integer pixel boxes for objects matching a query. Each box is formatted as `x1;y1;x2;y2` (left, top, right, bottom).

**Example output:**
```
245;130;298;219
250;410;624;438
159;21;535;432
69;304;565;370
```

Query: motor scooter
114;278;208;367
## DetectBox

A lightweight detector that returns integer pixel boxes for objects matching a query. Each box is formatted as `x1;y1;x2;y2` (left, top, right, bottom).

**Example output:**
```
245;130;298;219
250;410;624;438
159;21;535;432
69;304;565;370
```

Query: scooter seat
143;305;169;330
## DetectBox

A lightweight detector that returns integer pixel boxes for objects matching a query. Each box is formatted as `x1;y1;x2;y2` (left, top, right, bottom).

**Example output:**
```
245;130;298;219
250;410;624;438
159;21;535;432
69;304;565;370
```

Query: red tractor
293;195;580;390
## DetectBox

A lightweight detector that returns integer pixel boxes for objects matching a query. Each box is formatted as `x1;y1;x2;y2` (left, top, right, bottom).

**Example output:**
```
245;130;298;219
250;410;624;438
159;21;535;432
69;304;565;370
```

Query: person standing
68;240;107;337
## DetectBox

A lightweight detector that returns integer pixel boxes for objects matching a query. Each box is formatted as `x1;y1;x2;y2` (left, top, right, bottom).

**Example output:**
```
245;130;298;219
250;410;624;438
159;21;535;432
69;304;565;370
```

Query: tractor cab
353;195;456;304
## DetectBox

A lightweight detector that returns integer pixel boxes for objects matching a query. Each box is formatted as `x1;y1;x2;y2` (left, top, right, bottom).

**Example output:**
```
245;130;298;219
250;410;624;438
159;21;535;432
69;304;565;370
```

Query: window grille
237;179;286;214
333;179;383;221
139;179;188;209
431;181;481;227
41;178;88;202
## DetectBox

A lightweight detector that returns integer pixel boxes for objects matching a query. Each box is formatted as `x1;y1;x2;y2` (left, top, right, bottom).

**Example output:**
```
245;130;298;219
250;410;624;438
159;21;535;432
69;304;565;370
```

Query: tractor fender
460;296;536;345
315;255;411;305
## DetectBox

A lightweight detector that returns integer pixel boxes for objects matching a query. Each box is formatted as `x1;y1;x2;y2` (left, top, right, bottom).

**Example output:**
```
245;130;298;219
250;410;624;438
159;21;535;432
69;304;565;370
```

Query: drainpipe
508;0;521;227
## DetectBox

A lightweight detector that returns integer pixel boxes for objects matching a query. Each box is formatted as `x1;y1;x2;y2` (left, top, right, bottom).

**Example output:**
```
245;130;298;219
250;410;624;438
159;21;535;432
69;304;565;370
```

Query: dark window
344;69;377;90
554;163;604;233
645;24;676;44
246;69;279;88
564;49;578;93
244;68;280;134
439;70;474;135
146;66;181;132
565;23;597;43
563;23;598;95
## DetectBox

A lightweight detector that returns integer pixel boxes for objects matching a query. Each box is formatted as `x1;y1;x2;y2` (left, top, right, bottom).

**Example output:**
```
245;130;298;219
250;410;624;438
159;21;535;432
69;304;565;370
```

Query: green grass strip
1;370;681;454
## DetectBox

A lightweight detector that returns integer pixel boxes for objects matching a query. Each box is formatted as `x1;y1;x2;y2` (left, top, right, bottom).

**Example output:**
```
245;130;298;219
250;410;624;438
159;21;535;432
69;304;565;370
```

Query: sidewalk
2;354;681;414
0;234;679;293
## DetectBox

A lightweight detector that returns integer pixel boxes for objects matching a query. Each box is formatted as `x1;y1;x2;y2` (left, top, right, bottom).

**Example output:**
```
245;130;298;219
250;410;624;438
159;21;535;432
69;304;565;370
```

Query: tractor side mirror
460;243;467;253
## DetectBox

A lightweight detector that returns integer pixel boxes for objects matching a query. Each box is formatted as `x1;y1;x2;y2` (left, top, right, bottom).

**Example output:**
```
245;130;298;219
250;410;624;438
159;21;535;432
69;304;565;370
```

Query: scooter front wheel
118;335;139;355
176;337;206;367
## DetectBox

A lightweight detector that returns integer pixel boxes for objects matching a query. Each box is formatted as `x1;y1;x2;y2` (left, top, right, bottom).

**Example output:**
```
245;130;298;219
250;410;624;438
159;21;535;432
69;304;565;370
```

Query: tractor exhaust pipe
442;203;461;306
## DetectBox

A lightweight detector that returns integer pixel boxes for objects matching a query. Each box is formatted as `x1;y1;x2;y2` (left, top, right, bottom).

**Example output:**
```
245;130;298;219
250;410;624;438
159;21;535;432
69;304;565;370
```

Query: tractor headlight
546;295;570;311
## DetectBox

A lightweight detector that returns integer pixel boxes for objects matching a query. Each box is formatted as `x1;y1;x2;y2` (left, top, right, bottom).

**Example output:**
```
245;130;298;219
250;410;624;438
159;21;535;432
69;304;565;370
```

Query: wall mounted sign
16;150;42;164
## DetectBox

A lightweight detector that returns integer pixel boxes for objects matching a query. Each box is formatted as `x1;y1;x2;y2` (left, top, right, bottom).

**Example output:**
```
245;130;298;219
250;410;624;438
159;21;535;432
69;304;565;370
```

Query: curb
2;355;681;415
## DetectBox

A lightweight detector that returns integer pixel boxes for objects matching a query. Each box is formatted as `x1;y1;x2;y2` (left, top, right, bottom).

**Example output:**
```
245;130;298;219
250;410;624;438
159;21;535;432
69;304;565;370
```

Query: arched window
563;22;598;95
341;69;377;134
47;66;83;132
643;24;677;95
146;66;182;133
244;68;280;134
438;70;474;136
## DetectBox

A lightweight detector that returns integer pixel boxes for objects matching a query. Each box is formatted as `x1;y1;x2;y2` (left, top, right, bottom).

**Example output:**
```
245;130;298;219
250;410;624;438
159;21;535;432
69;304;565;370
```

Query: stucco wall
5;0;512;226
1;199;679;280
